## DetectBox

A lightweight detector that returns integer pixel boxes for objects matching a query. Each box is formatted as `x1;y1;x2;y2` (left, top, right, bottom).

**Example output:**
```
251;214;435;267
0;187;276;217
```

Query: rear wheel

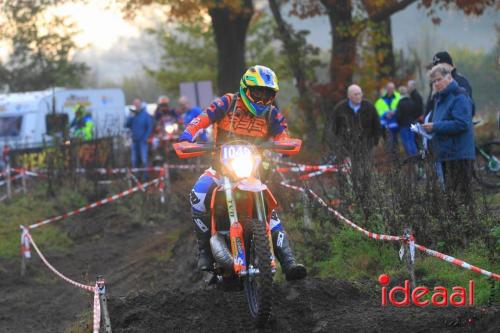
243;219;273;327
474;141;500;188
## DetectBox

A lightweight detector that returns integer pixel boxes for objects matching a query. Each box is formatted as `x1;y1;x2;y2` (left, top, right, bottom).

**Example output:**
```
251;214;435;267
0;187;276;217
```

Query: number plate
220;145;252;161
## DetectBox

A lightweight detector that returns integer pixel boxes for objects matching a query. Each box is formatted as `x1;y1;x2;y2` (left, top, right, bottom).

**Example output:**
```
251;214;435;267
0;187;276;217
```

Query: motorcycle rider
152;96;180;155
154;95;178;123
179;65;307;281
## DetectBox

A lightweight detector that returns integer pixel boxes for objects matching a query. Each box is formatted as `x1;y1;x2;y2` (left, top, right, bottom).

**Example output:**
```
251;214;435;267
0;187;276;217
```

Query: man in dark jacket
126;98;154;177
408;80;424;122
423;64;475;195
425;51;474;116
327;84;381;159
396;86;418;157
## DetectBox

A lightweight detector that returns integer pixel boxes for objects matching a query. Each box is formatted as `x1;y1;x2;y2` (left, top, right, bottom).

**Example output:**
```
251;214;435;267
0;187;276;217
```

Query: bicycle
400;140;500;189
473;140;500;188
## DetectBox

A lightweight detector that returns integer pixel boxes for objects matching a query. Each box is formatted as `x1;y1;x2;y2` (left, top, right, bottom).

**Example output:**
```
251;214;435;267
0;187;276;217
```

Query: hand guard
179;131;194;143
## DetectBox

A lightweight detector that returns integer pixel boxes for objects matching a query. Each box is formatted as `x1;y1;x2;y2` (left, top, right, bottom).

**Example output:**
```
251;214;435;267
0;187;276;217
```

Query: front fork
223;176;276;276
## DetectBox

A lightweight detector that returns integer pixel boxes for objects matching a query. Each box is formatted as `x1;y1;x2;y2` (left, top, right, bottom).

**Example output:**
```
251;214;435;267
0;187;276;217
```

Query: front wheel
243;219;274;327
474;141;500;188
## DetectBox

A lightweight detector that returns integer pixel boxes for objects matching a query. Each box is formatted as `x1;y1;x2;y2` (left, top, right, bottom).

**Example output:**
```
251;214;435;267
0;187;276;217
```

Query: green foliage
147;12;293;97
450;39;500;114
0;1;88;92
246;13;293;81
146;22;218;94
316;227;403;280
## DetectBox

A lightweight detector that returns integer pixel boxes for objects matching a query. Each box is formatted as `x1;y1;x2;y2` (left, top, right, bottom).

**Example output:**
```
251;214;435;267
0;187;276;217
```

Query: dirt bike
173;138;301;326
152;119;181;166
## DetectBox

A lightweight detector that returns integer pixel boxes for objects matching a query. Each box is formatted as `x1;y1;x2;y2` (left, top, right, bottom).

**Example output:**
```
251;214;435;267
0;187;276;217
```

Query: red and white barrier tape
298;167;339;180
21;229;101;332
276;165;337;173
0;173;23;187
306;187;402;241
23;229;95;291
414;243;500;280
26;178;160;230
5;164;205;180
281;179;500;280
73;164;206;175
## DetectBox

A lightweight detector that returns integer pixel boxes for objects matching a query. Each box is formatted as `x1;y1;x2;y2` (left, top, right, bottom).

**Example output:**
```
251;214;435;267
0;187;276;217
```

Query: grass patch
64;308;93;333
415;243;499;305
0;183;83;258
283;205;499;305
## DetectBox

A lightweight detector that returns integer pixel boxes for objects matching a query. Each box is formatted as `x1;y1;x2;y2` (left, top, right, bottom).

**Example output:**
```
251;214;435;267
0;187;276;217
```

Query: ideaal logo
379;274;474;307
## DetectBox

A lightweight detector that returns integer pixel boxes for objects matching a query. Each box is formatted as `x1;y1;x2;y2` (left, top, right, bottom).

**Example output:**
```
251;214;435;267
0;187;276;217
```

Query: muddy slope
0;179;498;333
109;277;499;333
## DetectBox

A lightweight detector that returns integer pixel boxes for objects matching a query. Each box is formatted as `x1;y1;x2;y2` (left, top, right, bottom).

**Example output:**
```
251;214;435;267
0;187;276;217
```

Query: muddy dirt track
0;179;499;333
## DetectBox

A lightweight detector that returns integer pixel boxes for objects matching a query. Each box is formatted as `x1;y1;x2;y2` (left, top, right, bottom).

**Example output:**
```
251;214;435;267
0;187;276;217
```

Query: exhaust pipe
210;234;234;271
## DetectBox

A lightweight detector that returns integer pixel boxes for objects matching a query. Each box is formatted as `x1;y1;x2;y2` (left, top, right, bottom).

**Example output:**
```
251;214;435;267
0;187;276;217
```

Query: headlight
230;156;254;178
165;123;177;134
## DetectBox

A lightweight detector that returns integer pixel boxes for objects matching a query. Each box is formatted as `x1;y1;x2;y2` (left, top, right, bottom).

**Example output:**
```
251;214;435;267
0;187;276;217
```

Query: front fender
236;178;267;192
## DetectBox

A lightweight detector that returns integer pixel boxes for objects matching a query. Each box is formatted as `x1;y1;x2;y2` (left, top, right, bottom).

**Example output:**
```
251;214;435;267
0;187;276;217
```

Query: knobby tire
243;218;273;327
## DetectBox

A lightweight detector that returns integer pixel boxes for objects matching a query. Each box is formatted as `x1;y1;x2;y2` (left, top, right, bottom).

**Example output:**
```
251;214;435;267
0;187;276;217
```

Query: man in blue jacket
126;98;154;178
425;51;474;116
423;64;475;195
177;96;208;142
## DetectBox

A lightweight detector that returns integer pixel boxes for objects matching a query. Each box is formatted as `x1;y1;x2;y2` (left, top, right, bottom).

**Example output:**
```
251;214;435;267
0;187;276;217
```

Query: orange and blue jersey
179;93;289;143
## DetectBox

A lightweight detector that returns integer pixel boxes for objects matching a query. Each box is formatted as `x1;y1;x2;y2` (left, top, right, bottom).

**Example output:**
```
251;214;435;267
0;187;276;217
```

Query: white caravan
0;88;126;150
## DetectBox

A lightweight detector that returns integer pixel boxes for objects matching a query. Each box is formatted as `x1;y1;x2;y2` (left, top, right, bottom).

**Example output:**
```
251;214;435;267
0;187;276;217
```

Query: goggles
247;87;276;105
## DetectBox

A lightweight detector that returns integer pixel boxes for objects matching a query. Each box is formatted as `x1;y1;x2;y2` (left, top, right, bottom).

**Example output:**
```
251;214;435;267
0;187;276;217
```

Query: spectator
425;51;474;116
395;86;418;157
177;96;208;142
69;103;93;141
423;64;475;196
408;80;424;122
375;82;400;152
126;98;154;179
327;84;381;158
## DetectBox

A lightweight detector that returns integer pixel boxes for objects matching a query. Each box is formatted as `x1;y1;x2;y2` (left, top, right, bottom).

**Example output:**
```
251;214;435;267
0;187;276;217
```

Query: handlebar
173;138;302;159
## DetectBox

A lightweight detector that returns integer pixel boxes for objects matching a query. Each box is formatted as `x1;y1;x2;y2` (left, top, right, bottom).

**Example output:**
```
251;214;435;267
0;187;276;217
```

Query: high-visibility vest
375;92;401;130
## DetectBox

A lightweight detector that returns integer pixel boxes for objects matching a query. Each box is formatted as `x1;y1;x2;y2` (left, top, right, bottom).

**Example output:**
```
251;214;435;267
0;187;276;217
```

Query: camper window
0;116;22;137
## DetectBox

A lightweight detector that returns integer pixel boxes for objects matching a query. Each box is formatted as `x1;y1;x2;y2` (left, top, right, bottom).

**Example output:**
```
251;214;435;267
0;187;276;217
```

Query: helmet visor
247;87;276;105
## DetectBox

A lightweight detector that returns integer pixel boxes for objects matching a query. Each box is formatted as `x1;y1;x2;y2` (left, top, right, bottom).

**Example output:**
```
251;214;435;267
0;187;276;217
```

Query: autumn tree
147;12;291;98
0;1;88;92
119;0;255;95
268;0;321;147
288;0;496;106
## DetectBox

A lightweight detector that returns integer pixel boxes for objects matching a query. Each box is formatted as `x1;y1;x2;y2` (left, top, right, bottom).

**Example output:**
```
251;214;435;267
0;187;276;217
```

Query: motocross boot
272;230;307;281
192;212;213;271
